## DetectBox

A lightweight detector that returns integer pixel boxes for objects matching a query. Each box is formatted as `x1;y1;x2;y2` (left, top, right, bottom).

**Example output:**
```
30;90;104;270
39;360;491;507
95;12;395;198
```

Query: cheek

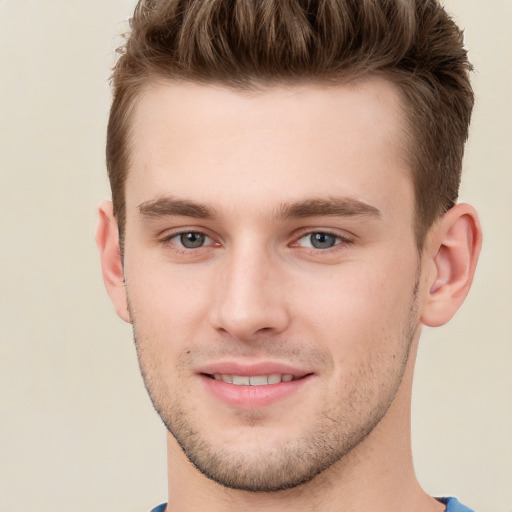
294;257;418;351
124;256;215;352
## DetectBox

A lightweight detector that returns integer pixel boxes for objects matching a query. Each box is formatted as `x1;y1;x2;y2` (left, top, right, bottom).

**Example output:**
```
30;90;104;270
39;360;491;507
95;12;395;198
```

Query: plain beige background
0;1;510;511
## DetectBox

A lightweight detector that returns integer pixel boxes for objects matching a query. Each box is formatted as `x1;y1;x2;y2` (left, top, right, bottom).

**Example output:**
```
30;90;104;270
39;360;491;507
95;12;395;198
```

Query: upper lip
198;361;311;378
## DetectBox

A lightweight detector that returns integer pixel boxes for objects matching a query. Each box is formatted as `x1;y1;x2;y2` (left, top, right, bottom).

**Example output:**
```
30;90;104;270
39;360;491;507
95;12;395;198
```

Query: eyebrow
138;197;218;220
137;195;382;221
278;197;382;220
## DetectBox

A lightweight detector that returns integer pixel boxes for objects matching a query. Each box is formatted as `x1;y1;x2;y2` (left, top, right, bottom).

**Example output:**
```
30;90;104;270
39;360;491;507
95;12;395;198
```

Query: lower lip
200;374;313;409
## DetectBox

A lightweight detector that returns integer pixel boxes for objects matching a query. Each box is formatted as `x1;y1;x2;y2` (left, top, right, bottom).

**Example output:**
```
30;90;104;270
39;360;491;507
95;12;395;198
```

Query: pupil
180;232;205;248
311;233;336;249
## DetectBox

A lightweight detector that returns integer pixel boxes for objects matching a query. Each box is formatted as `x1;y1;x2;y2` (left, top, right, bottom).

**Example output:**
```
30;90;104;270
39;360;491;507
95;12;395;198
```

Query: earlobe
95;200;132;323
420;204;482;327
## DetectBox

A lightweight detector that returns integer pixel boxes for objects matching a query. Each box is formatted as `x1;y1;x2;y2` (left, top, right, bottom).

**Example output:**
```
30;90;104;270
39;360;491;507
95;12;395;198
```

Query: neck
163;342;442;512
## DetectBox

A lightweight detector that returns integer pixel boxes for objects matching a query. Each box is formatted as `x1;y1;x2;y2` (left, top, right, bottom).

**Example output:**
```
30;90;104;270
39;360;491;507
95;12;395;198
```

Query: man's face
121;79;423;491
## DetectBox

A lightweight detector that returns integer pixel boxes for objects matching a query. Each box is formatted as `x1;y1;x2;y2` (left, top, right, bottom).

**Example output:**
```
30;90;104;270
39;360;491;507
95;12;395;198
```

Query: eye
169;231;214;249
296;232;344;249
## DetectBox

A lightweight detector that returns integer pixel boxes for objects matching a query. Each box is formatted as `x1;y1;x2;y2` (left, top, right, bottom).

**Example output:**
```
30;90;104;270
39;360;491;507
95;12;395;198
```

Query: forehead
125;78;413;222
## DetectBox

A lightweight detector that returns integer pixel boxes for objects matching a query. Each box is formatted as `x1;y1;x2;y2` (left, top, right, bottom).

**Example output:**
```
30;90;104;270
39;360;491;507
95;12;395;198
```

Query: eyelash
161;229;354;254
292;230;353;251
161;231;218;253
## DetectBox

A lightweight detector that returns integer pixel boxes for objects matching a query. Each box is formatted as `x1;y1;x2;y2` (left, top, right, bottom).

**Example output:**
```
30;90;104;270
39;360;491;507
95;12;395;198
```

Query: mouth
198;364;313;408
203;373;300;385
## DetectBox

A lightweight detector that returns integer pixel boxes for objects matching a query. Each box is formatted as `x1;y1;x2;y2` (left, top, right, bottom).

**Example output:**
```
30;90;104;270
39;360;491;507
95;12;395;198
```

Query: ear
95;200;131;323
421;203;482;327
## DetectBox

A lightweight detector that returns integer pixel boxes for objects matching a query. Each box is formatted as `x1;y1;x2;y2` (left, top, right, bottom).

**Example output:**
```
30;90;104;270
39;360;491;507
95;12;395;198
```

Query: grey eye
295;232;342;250
309;232;338;249
179;232;206;248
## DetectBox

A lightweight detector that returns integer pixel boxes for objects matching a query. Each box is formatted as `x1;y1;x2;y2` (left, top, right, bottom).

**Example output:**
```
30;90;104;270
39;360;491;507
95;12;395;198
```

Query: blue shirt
150;496;476;511
439;497;476;511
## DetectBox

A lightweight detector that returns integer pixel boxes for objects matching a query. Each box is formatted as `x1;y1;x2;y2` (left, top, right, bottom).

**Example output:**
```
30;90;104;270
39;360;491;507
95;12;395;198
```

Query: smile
200;367;313;408
209;374;296;385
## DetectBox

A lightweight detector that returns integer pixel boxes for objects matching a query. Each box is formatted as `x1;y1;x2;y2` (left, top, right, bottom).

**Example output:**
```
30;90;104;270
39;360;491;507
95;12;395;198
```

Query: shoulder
438;497;477;512
149;504;167;512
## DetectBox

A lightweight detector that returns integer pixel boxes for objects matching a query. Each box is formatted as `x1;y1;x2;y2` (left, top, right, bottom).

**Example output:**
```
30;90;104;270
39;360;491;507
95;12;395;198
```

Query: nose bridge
211;238;289;339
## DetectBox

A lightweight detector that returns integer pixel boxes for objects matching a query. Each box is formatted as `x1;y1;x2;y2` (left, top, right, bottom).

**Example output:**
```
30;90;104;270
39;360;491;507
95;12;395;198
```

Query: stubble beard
129;283;419;493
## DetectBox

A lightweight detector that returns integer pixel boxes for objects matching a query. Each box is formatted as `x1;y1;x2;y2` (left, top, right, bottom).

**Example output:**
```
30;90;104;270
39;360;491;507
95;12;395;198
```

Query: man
96;1;482;511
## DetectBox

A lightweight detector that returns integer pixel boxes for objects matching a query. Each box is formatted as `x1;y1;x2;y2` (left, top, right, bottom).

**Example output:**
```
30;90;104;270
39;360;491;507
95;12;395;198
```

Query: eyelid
158;226;354;251
291;228;354;247
160;228;220;249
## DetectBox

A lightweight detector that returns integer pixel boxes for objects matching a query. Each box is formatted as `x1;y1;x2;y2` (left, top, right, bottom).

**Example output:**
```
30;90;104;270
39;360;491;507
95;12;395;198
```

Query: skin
97;78;481;512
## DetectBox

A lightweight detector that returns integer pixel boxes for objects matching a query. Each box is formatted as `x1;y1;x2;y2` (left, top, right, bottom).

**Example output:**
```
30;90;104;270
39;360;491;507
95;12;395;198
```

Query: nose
210;243;291;341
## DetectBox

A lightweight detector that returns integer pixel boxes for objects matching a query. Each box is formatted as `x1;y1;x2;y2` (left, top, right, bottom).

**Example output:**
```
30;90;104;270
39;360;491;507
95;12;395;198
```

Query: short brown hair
107;0;474;250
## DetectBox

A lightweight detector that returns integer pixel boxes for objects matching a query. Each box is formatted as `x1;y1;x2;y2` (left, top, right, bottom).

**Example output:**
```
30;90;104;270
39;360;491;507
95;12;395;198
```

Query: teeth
249;375;268;386
212;374;296;385
232;375;250;385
